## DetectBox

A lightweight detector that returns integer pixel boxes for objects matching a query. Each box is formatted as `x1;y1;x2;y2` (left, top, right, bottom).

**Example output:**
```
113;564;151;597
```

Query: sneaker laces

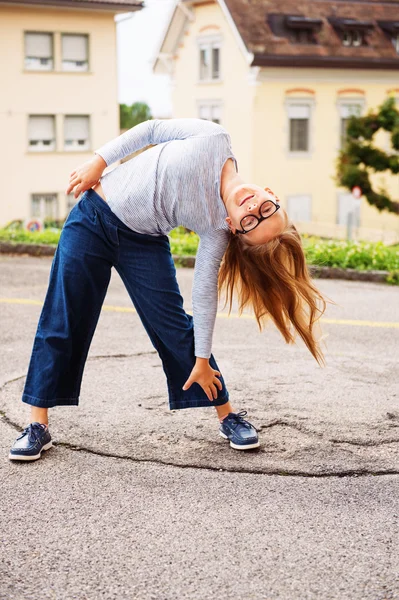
17;423;45;443
229;410;258;432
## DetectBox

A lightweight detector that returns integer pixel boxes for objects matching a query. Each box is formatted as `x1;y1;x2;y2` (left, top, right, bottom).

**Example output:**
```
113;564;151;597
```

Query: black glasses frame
236;199;281;235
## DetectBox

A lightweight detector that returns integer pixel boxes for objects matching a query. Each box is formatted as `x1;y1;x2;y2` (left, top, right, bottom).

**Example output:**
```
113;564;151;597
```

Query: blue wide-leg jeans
22;189;229;411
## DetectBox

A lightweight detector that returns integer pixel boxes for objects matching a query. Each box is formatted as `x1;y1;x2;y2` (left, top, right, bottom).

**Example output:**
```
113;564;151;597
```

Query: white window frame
31;193;58;220
336;99;365;149
285;98;315;157
28;115;56;152
24;31;54;71
197;100;223;125
197;34;222;83
392;33;399;54
342;30;363;47
286;194;312;222
61;33;89;72
64;115;90;151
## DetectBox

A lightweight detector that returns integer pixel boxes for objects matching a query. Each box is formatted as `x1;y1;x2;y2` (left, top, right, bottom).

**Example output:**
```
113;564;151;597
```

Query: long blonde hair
218;222;329;366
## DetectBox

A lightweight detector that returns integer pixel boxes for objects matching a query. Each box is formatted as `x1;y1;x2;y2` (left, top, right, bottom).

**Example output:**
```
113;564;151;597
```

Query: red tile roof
223;0;399;69
0;0;143;10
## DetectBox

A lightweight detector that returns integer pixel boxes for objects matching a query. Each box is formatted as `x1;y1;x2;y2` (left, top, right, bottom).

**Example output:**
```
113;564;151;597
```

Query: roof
223;0;399;69
0;0;143;11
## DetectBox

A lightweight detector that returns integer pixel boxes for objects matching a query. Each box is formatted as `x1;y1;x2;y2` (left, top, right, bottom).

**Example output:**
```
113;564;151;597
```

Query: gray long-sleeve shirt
94;118;237;358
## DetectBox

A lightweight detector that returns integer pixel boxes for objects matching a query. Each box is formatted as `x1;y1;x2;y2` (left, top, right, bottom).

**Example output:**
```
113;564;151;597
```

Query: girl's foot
9;423;52;461
219;410;260;450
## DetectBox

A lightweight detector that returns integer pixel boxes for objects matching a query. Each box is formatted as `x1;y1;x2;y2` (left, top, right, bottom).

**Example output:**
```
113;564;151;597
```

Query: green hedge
0;228;61;245
1;227;398;283
303;238;399;285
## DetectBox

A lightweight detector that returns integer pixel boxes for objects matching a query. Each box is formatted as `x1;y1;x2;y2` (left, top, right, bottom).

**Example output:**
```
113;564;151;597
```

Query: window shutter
62;35;88;61
28;116;55;140
65;116;89;140
31;194;58;219
25;33;52;58
287;104;310;119
290;119;309;151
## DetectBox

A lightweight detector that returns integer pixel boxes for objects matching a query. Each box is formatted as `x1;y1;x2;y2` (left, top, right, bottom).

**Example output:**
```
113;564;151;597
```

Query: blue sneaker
219;410;260;450
9;422;52;461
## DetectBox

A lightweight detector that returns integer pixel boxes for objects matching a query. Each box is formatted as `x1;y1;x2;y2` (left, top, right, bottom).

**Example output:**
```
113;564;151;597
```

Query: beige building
155;0;399;242
0;0;142;226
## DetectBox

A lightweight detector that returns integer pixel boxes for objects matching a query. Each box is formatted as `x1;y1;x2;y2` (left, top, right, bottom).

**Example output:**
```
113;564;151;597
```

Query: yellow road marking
1;297;398;329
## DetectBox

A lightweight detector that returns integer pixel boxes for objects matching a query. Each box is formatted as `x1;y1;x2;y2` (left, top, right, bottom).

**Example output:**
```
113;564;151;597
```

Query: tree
336;97;399;215
119;102;153;130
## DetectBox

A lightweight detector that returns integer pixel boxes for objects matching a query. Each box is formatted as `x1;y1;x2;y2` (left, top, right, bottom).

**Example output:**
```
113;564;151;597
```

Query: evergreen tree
336;97;399;215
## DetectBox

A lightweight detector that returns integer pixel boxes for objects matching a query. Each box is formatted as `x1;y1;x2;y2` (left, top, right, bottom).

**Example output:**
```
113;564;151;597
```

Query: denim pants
22;189;229;411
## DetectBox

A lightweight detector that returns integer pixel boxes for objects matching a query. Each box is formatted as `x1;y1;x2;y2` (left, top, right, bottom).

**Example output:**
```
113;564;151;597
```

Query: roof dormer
378;20;399;54
267;14;322;45
328;17;374;48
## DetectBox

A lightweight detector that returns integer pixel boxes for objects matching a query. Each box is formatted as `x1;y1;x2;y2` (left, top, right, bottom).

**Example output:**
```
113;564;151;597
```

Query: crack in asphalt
1;410;399;478
258;419;325;437
331;438;399;446
1;371;398;478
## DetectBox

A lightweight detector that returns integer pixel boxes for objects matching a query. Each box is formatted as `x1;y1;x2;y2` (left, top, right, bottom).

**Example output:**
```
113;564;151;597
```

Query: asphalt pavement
1;255;398;600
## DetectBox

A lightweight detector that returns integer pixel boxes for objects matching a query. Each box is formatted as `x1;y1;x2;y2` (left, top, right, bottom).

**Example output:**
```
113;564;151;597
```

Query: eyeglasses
236;199;281;235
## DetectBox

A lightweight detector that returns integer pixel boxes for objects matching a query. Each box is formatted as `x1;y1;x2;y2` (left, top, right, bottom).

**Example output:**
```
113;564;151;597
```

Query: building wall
171;2;255;182
169;1;399;242
254;69;399;241
0;5;119;225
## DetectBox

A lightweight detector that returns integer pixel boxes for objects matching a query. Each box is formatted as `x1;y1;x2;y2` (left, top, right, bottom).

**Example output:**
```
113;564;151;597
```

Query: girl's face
225;184;287;245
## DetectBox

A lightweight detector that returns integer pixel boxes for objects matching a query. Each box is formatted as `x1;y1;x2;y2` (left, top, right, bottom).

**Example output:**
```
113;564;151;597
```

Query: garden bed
1;228;398;284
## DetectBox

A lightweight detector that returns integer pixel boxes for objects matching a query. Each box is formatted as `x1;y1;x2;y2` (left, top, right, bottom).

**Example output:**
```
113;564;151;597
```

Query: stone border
0;241;391;283
0;241;56;257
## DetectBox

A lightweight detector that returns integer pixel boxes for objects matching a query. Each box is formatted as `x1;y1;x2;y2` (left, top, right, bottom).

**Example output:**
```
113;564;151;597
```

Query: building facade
155;0;399;242
0;0;142;226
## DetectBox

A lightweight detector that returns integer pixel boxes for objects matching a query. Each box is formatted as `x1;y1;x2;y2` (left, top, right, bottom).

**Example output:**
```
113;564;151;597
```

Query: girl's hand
66;154;107;199
182;358;223;401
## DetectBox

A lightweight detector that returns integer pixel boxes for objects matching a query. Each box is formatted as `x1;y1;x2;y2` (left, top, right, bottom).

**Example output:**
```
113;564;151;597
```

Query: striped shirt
94;118;237;359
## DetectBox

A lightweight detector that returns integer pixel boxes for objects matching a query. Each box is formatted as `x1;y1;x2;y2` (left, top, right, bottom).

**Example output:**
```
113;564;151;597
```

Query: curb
0;241;390;283
0;241;57;257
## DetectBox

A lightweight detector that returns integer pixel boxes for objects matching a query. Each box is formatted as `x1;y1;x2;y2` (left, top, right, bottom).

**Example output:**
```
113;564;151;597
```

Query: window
287;104;311;152
342;30;363;47
198;36;221;81
338;102;363;148
198;103;222;124
62;34;89;71
337;193;361;227
64;116;90;151
66;193;77;212
24;32;53;70
291;29;315;44
287;195;312;222
28;116;56;151
392;33;399;54
31;194;58;219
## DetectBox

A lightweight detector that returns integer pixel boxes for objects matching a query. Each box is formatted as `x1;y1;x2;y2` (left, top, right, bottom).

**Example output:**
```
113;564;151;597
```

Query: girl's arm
181;230;229;400
94;118;225;167
67;118;227;198
190;229;230;359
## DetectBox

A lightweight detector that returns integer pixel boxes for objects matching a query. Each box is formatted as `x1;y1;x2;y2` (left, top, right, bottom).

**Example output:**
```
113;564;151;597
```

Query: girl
9;118;326;461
